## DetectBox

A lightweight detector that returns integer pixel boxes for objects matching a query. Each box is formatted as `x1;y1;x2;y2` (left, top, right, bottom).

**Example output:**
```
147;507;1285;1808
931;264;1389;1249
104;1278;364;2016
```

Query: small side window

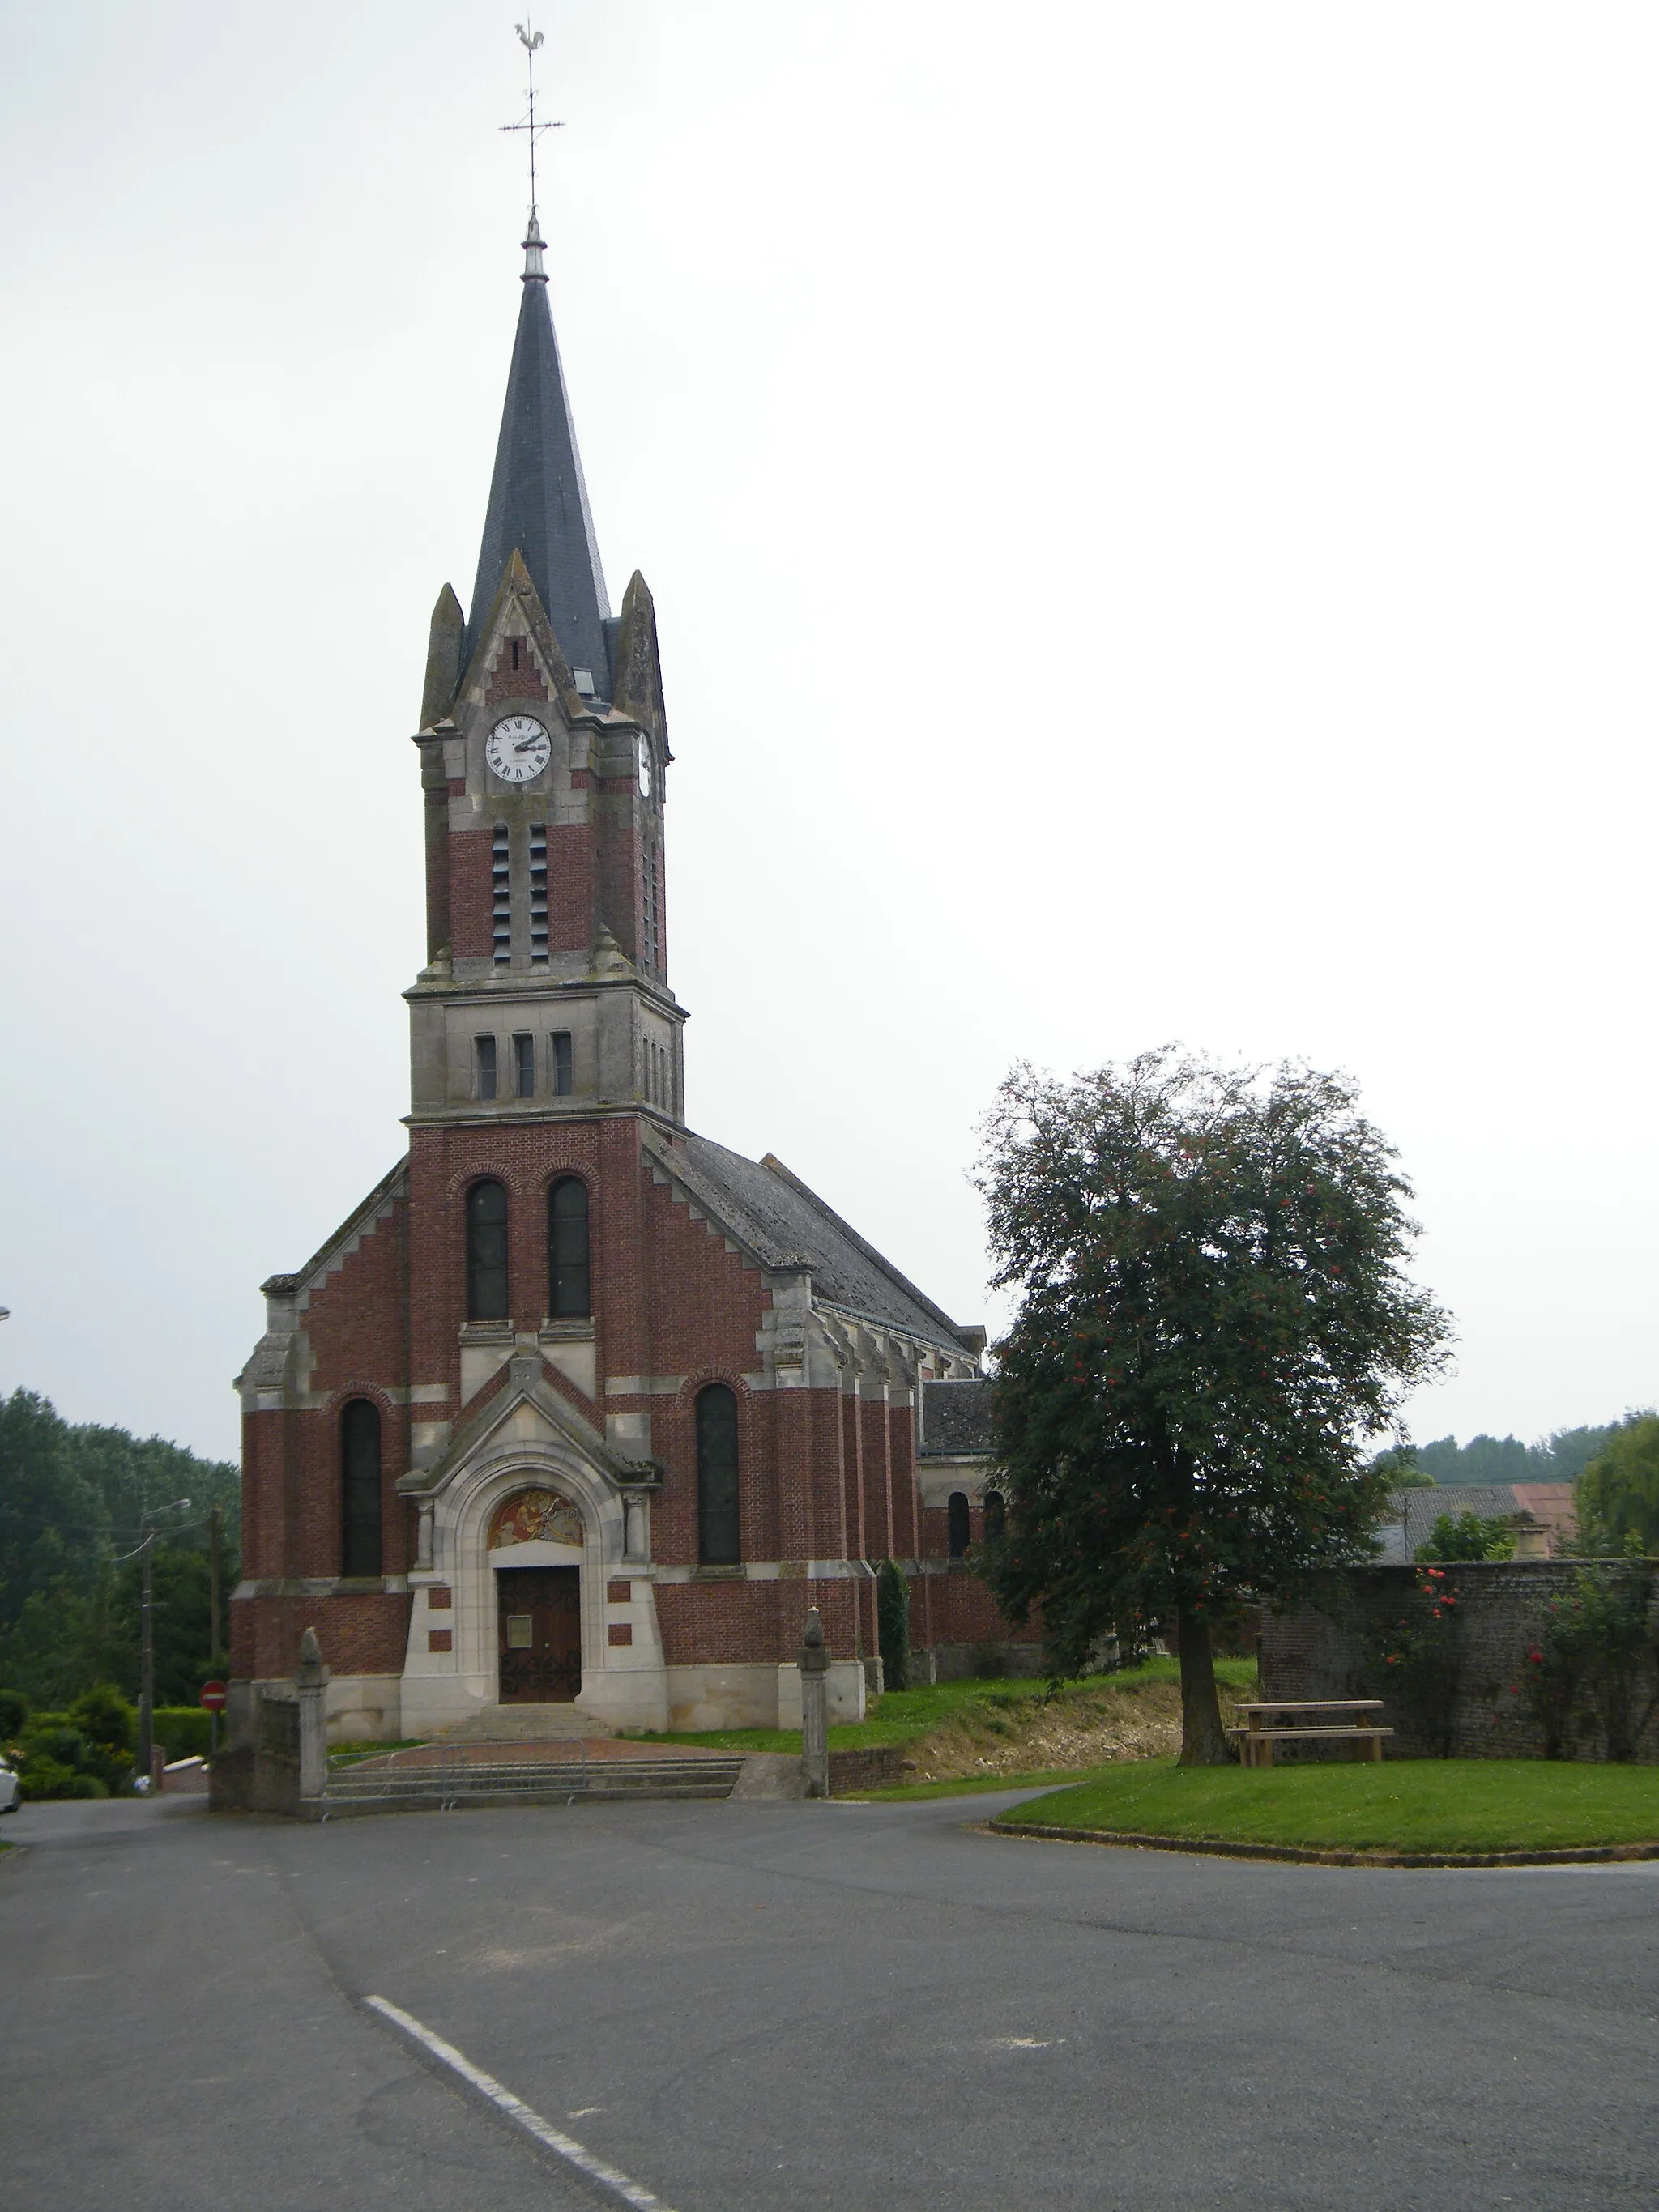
947;1492;970;1559
466;1178;510;1322
983;1490;1006;1542
548;1176;591;1319
476;1035;498;1102
697;1384;741;1565
340;1399;382;1578
550;1032;574;1097
513;1033;535;1098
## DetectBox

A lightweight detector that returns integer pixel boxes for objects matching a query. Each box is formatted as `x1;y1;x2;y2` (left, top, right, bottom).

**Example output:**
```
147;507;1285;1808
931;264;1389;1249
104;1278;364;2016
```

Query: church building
230;211;1021;1745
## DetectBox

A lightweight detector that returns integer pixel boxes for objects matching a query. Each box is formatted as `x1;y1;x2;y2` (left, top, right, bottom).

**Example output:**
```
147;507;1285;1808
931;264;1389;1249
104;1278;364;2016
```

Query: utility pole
208;1503;222;1758
134;1498;190;1793
138;1530;156;1789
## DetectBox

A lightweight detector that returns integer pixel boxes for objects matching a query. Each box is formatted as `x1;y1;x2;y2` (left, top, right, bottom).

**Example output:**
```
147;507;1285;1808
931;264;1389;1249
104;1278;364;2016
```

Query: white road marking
365;1995;676;2212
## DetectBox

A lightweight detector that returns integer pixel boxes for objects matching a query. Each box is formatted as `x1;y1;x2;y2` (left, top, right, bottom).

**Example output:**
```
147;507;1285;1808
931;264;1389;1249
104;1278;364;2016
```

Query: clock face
638;737;653;799
485;714;552;784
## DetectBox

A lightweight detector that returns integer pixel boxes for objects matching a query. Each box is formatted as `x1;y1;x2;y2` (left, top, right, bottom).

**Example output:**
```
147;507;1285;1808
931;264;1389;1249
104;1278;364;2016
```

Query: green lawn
998;1759;1659;1854
616;1657;1256;1757
327;1739;429;1767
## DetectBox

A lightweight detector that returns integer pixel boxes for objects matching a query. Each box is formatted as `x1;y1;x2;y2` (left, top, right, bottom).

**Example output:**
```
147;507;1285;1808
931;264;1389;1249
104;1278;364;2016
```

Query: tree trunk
1175;1606;1234;1766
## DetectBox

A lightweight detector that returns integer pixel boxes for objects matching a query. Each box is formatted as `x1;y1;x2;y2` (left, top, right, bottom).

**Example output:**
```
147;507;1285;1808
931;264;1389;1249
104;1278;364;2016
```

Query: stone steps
321;1755;746;1817
430;1707;603;1744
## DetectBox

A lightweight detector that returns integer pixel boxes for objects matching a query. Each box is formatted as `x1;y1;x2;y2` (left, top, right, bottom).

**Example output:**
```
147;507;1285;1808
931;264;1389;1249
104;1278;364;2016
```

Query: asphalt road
5;1788;1658;2211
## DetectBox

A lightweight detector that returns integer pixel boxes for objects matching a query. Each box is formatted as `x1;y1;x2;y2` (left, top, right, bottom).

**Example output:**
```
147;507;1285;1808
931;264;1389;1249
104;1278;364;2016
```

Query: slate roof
650;1130;979;1357
468;239;612;693
1372;1483;1576;1563
917;1378;996;1458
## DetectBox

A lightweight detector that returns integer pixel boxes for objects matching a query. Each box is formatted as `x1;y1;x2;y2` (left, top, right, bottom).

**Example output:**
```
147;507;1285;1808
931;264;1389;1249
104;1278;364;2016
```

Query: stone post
296;1626;331;1805
798;1607;830;1799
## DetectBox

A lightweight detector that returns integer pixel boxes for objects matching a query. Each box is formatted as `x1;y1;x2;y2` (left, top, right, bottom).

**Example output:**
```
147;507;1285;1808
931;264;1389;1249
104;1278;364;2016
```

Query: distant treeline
0;1388;240;1709
1388;1423;1635;1488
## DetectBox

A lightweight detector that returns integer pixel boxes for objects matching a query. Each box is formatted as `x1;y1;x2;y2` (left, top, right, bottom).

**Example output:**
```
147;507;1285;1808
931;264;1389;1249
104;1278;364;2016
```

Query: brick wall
1262;1562;1659;1762
235;1098;1038;1693
237;1593;408;1682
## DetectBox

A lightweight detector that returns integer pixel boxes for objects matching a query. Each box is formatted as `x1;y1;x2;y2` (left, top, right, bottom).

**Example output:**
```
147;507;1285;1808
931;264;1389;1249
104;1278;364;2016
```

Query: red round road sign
199;1681;228;1712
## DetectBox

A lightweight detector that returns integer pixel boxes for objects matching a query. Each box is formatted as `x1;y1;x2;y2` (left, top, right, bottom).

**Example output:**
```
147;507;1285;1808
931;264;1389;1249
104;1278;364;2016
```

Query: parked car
0;1757;19;1813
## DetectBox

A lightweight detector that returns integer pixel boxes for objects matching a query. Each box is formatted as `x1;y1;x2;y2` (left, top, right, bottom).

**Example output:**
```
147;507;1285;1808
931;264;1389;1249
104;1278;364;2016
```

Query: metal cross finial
502;15;563;224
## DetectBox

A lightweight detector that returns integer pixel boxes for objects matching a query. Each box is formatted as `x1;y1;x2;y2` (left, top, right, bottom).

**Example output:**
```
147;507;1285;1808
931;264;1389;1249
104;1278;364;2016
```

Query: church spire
467;224;612;699
470;20;611;693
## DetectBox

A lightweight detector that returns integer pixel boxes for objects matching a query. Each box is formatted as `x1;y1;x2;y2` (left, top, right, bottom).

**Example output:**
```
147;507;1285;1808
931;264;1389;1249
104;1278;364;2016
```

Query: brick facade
229;222;1021;1744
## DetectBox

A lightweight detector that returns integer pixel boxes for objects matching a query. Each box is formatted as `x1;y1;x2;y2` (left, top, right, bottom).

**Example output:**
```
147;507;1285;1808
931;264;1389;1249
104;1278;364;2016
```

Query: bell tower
406;217;681;1133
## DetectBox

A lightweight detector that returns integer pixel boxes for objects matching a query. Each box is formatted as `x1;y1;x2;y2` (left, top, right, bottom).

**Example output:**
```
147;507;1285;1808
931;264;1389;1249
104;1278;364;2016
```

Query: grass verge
617;1657;1257;1761
996;1759;1659;1854
328;1739;429;1767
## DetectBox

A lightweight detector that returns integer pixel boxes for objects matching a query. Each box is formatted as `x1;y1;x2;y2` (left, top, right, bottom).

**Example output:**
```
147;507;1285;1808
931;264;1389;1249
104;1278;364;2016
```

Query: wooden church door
496;1566;582;1703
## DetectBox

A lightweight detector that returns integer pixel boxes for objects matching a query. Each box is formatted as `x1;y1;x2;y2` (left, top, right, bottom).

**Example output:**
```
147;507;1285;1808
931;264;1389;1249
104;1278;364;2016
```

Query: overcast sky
2;2;1655;1464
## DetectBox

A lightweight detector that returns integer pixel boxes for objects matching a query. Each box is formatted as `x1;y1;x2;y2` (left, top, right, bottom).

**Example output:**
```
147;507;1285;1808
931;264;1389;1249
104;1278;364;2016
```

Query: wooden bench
1230;1698;1393;1769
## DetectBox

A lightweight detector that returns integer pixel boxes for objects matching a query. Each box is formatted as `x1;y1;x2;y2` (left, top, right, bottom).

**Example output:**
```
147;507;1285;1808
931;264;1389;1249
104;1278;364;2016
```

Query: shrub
153;1707;211;1761
65;1686;136;1792
0;1687;28;1740
23;1723;92;1770
19;1756;79;1801
1415;1511;1516;1562
1572;1553;1656;1761
16;1711;133;1797
876;1561;911;1694
1373;1566;1464;1754
1513;1551;1657;1759
1516;1606;1584;1760
68;1685;135;1755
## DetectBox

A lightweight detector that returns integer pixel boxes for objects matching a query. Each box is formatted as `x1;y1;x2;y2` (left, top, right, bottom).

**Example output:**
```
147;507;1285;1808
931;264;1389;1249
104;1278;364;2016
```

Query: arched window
340;1399;382;1578
547;1177;591;1318
696;1383;741;1565
947;1491;971;1558
983;1490;1006;1542
466;1178;510;1321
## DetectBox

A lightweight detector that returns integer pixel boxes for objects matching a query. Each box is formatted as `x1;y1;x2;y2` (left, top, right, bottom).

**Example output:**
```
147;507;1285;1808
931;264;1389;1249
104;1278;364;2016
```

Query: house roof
1374;1482;1578;1562
917;1378;996;1458
648;1130;979;1357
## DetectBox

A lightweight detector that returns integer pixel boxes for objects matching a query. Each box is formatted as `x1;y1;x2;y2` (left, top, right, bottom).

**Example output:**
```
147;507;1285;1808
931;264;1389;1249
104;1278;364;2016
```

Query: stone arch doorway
490;1488;584;1704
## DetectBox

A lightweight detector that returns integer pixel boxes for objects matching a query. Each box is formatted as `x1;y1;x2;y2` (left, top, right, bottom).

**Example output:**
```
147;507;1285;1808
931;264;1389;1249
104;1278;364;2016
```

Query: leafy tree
0;1392;109;1630
0;1387;239;1703
1537;1422;1627;1485
0;1541;233;1710
1575;1418;1659;1555
1414;1510;1516;1562
975;1049;1452;1763
1371;1444;1434;1490
0;1572;131;1708
876;1559;911;1692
